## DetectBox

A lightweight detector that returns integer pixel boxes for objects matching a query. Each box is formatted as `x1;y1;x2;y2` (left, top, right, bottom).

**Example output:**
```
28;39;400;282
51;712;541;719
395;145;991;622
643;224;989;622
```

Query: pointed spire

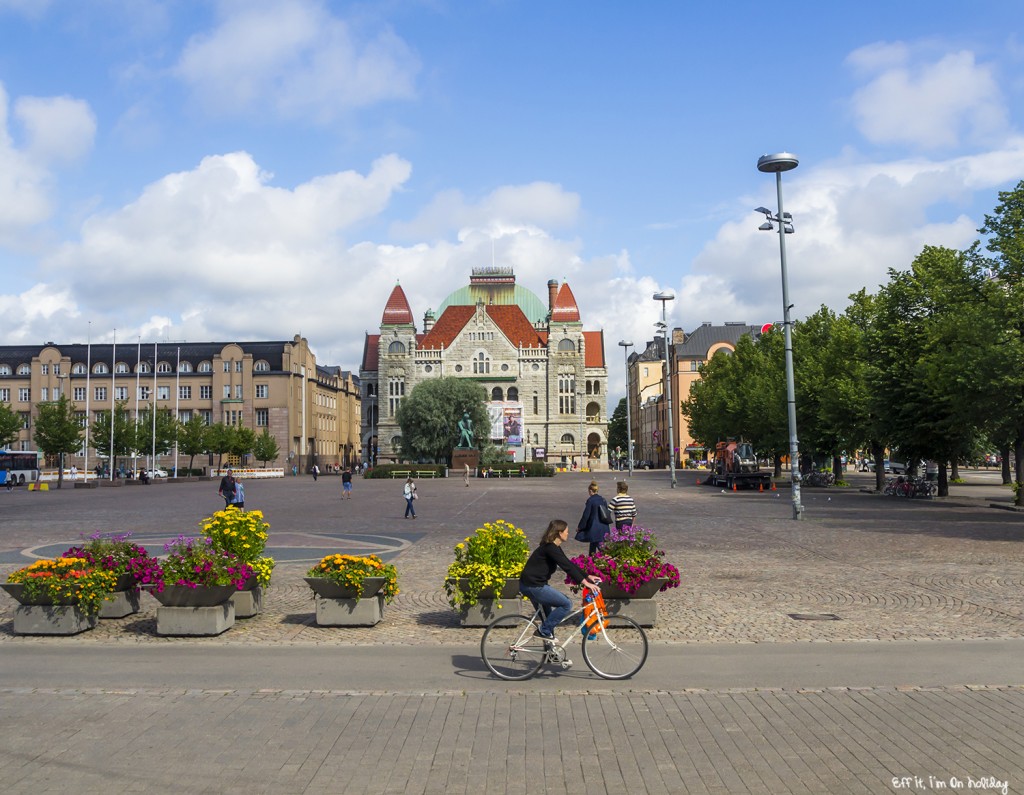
550;282;581;322
382;284;414;325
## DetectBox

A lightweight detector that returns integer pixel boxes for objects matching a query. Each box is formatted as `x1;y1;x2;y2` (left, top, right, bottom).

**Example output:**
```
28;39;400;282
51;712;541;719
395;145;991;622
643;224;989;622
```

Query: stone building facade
0;335;361;474
360;267;609;469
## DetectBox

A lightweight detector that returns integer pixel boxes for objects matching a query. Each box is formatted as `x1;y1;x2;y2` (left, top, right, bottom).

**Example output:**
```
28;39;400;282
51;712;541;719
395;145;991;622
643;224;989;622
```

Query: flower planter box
229;586;262;618
599;577;669;628
156;603;235;636
148;584;238;607
305;577;387;626
2;583;99;635
449;578;521;627
99;589;141;619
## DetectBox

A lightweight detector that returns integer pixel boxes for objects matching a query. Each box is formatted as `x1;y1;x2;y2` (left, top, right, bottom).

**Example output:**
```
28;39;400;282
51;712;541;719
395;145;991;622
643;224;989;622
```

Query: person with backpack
576;480;611;555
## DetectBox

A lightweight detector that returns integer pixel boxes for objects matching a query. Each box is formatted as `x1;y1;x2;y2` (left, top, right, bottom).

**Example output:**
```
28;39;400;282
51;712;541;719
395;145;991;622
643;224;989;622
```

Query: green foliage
607;397;628;455
307;554;399;603
0;402;21;448
177;414;208;476
444;519;529;609
204;422;233;469
135;405;178;457
230;424;256;460
33;395;83;464
252;428;280;467
89;401;136;472
394;377;489;462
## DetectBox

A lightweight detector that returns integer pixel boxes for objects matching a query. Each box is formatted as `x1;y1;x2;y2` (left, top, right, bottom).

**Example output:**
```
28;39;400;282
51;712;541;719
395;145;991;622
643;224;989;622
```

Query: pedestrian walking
576;480;611;555
312;464;319;482
403;476;417;519
231;480;245;511
342;467;353;499
608;481;638;529
218;467;236;508
464;463;470;487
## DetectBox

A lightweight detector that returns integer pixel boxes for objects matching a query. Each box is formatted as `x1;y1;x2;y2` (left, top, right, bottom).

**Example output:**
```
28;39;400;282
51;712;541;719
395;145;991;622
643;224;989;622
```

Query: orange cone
759;482;763;492
732;483;737;492
771;481;777;491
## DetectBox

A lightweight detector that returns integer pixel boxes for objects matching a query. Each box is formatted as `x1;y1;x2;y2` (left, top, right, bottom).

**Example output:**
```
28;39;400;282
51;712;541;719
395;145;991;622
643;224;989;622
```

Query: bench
390;470;411;479
415;470;438;479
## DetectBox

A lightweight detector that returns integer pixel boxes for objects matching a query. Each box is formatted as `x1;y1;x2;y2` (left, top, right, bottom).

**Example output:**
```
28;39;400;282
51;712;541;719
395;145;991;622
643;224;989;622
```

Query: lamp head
652;291;675;302
758;221;774;231
618;340;634;348
757;152;799;173
754;206;771;216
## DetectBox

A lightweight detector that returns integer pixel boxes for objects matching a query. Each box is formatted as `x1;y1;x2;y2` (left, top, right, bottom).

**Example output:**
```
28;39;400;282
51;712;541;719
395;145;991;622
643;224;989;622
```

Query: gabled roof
361;334;380;372
420;305;545;350
675;323;761;357
583;330;605;368
381;284;414;326
550;283;581;322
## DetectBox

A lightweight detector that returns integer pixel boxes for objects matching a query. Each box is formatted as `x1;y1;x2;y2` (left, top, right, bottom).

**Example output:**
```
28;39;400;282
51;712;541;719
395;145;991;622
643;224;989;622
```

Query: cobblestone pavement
1;472;1022;645
1;472;1022;794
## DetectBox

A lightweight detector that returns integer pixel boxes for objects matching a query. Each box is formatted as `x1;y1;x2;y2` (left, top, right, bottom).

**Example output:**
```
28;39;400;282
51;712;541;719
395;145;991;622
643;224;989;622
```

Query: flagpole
109;330;116;480
133;336;141;476
151;342;157;471
173;346;180;478
84;323;92;479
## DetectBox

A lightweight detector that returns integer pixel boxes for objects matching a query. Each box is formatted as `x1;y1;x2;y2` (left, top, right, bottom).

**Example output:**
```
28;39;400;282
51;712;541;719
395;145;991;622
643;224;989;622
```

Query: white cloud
847;45;1009;149
14;95;96;164
174;0;419;121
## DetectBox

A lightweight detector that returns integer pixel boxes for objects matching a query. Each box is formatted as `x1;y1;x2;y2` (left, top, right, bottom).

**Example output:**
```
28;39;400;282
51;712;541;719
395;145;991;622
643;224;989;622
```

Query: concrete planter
99;589;141;619
1;584;99;635
305;577;387;626
448;578;521;627
304;576;386;601
598;578;669;628
149;584;238;607
156;602;235;636
230;586;262;618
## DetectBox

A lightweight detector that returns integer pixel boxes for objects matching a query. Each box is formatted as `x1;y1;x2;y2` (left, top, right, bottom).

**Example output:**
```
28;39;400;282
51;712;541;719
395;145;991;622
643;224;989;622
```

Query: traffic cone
759;482;763;492
771;481;777;491
732;483;737;492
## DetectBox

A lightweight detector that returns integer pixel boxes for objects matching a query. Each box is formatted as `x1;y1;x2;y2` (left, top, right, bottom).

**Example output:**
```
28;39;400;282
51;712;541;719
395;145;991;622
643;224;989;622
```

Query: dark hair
541;519;568;544
616;481;628;494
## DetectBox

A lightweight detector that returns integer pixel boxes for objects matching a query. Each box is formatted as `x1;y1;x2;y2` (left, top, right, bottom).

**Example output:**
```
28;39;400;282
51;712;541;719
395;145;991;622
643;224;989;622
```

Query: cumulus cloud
174;0;419;121
847;44;1008;149
0;82;96;242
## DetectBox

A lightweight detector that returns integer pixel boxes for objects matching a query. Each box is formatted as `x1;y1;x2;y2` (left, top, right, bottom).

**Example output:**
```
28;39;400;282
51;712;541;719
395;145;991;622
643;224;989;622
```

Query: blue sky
2;1;1023;402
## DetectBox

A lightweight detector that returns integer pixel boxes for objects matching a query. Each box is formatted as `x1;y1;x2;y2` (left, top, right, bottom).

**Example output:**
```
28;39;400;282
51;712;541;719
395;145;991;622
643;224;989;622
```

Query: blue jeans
405;497;416;517
518;584;571;637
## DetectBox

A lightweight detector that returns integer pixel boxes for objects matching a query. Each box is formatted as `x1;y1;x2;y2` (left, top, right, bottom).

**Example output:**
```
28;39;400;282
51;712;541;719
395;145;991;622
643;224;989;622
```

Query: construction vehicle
705;440;772;490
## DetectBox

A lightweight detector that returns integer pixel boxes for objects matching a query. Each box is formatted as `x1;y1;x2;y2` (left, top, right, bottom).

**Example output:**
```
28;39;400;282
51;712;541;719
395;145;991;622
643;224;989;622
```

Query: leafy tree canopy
395;378;490;463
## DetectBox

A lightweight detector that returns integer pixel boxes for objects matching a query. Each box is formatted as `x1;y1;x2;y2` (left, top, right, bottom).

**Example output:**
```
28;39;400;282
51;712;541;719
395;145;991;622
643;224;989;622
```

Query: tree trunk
872;440;885;492
1001;444;1012;484
950;459;960;481
938;462;948;497
832;454;843;479
773;453;782;478
1015;435;1024;507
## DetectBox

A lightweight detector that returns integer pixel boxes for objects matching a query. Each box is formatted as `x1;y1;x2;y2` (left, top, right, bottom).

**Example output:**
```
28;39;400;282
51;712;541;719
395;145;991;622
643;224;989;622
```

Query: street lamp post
653;292;677;488
577;390;584;471
618;340;634;476
756;152;804;520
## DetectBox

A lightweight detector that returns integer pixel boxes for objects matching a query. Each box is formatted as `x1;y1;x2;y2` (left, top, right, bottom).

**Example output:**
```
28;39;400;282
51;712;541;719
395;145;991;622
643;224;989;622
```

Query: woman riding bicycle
518;519;600;640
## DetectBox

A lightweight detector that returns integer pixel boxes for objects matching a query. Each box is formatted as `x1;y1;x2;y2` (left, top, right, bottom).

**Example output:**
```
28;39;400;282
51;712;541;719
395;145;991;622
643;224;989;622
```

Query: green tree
90;401;136;477
394;377;489;463
230;424;257;464
178;414;208;477
607;397;628;462
136;405;179;466
253;428;280;467
204;422;233;471
33;394;83;489
0;402;21;448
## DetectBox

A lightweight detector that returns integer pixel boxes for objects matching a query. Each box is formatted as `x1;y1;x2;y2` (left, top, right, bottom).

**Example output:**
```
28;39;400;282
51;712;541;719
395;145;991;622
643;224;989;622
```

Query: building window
235;361;243;372
0;364;10;375
18;364;31;375
492;387;503;401
500;363;509;371
40;387;48;401
558;339;575;352
74;387;86;401
255;384;268;399
198;361;212;373
179;410;192;422
454;364;463;372
256;409;269;427
136;361;151;374
95;387;107;402
115;386;128;401
200;410;212;425
93;362;109;374
533;394;538;414
254;360;270;372
473;352;490;374
234;384;243;399
388;376;405;415
507;387;519;401
558;375;576;414
18;387;30;402
561;433;574;445
21;412;30;429
643;367;649;377
157;386;170;401
178;361;193;373
138;386;150;401
41;364;49;375
157;362;172;373
72;363;86;374
0;388;9;401
223;385;231;399
388;341;406;354
200;385;212;400
115;362;129;374
179;385;192;400
423;364;433;373
690;360;699;371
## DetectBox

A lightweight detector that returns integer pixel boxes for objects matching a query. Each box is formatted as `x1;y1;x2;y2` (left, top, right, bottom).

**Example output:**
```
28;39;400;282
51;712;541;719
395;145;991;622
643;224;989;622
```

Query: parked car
146;468;168;479
888;461;907;474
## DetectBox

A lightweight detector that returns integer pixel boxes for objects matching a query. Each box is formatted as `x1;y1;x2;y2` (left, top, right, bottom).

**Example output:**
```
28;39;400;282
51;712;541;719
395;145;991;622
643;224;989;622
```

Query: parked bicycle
804;471;836;488
883;475;935;498
481;581;649;680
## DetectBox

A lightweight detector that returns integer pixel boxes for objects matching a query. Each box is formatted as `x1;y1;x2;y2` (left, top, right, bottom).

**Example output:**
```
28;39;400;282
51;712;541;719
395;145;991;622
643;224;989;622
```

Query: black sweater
519;542;587;588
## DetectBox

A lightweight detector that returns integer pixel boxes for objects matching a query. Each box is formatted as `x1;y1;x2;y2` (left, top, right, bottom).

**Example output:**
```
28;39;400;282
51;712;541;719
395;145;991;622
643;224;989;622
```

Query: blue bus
0;450;41;486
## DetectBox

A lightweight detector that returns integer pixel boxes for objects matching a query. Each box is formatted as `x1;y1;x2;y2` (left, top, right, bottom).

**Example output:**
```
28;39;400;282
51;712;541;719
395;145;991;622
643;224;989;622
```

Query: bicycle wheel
582;615;648;679
481;615;547;680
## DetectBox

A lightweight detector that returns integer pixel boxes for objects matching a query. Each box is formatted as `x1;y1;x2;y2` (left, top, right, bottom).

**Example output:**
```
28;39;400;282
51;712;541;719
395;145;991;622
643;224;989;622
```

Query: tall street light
756;152;804;520
618;340;634;476
652;292;677;488
577;389;584;471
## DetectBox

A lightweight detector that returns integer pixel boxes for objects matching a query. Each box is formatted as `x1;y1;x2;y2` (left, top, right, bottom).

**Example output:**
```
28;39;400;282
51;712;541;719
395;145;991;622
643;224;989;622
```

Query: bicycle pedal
561;659;573;669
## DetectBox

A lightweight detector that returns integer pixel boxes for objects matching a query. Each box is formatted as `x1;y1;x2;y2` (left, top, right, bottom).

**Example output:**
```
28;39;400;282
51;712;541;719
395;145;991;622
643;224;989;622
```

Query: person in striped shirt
608;481;638;529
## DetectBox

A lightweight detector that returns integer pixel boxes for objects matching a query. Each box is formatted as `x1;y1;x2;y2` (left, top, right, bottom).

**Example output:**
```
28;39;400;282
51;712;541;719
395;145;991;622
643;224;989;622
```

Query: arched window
557;339;575;352
491;387;504;401
71;363;86;375
507;387;518;401
254;360;270;372
391;436;402;448
592;381;600;395
473;351;490;374
0;364;10;376
178;361;193;373
157;361;172;373
586;401;600;421
198;361;212;373
560;433;575;445
115;362;129;374
17;364;30;375
388;341;406;354
136;361;150;374
93;362;109;375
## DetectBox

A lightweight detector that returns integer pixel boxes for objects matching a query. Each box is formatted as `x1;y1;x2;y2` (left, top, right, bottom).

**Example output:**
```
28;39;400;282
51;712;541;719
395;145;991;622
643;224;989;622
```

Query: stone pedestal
13;605;98;635
99;589;141;619
452;448;480;473
230;587;262;618
314;594;383;626
156;603;235;636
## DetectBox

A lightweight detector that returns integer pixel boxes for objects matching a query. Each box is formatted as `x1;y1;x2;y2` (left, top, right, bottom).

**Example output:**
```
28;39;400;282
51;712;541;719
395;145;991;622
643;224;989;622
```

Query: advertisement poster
487;402;523;446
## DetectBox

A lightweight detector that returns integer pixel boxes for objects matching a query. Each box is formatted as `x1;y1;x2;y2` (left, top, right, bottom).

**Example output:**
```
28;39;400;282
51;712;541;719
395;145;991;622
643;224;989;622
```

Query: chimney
672;327;685;345
548;279;559;312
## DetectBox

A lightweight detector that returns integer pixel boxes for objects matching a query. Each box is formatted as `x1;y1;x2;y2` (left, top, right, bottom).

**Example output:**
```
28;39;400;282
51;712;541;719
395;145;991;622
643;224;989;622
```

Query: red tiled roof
551;282;580;322
420;305;545;350
362;334;379;372
382;284;414;325
583;330;605;368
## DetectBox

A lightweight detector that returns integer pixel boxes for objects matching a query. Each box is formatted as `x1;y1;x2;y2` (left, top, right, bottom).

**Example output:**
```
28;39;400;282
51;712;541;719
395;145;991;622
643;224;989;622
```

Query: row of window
16;407;272;432
0;360;273;377
3;384;272;403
